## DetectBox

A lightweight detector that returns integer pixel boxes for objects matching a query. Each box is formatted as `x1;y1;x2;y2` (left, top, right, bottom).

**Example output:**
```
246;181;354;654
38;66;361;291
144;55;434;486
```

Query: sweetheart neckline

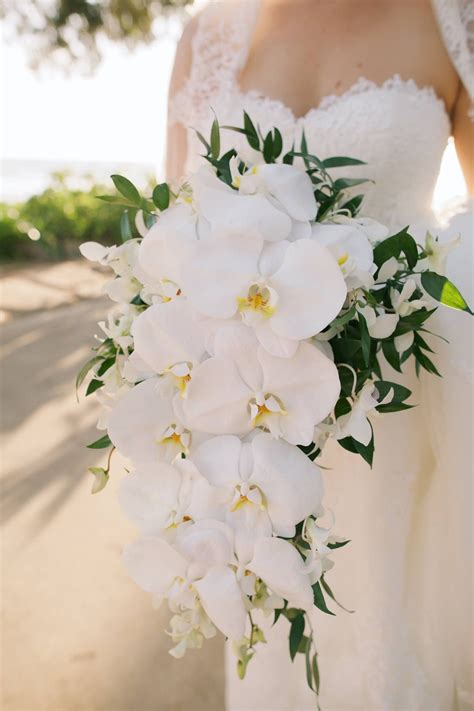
234;73;451;126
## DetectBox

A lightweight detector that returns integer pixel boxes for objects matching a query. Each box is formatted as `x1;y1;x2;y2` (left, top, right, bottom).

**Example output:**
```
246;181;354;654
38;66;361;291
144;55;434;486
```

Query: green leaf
210;117;221;160
338;434;374;467
305;639;314;692
272;128;283;158
243;111;260;150
394;308;437;335
399;232;418;269
96;357;115;377
85;378;104;396
414;348;441;377
120;210;133;242
340;193;364;216
195;129;210;153
111;175;141;206
327;539;351;550
87;434;112;449
333;177;370;192
382;339;402;373
97;194;136;206
273;606;286;625
335;397;352;419
289;614;305;661
321;156;366;168
312;654;320;694
358;312;371;367
320;576;354;614
413;332;435;353
88;467;109;494
421;272;473;314
76;355;102;391
312;582;335;616
373;227;409;269
263;131;274;163
373;380;412;403
376;402;414;413
152;183;170;211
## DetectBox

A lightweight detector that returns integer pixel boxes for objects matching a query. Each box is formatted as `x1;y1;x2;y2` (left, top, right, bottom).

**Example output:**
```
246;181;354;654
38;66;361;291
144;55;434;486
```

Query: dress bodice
169;0;473;230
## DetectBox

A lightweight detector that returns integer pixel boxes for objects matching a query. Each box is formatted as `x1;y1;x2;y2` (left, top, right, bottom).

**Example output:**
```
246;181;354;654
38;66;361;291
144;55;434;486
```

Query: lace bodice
170;0;473;229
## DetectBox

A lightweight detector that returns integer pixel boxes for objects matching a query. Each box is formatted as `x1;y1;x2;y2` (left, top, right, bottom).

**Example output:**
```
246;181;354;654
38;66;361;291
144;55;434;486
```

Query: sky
1;24;178;169
0;14;467;207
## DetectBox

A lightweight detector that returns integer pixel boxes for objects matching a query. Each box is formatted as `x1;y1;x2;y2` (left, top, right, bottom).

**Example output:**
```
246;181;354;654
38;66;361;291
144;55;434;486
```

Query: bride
165;1;473;709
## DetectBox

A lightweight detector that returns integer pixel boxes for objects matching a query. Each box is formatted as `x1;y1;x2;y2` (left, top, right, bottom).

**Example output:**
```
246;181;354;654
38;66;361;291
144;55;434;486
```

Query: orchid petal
270;240;347;339
192;435;243;489
194;566;247;641
251;433;324;536
132;300;206;374
260;342;340;445
249;537;314;611
138;203;197;285
368;313;399;339
123;537;187;594
181;358;252;435
118;462;182;535
181;234;262;319
259;164;316;221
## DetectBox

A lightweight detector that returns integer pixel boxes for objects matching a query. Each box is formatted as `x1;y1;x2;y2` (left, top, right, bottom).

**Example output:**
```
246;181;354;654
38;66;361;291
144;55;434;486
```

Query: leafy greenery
0;173;151;261
1;0;193;71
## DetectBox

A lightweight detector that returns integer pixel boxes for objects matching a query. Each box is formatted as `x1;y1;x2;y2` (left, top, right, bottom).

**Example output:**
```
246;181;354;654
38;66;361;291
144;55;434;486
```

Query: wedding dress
168;1;474;709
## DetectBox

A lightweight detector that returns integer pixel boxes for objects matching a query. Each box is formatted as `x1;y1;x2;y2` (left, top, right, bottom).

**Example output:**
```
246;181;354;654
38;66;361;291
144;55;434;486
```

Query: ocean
1;158;158;203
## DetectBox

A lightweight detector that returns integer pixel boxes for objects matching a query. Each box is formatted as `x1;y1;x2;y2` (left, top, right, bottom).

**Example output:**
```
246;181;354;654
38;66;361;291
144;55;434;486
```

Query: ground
0;262;224;711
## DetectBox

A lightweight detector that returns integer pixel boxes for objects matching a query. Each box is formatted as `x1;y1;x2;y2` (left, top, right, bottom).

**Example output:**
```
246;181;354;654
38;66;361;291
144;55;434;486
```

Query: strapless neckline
236;73;450;126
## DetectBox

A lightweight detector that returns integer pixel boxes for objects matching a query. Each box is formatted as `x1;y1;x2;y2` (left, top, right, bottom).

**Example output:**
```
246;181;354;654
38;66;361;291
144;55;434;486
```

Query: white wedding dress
169;1;474;709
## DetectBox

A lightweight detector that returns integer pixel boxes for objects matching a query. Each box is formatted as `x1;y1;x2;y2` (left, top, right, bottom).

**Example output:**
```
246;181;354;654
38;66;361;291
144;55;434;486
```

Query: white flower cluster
79;157;447;661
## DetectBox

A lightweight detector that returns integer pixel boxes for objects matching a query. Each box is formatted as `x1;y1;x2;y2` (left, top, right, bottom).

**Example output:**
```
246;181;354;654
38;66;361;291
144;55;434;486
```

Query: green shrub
0;173;133;262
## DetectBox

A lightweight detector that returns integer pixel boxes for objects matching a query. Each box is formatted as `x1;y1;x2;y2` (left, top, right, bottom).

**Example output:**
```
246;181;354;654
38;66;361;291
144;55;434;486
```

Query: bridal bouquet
78;113;471;700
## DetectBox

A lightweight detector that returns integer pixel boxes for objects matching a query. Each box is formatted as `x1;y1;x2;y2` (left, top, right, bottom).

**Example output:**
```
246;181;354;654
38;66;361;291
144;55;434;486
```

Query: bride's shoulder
170;1;256;99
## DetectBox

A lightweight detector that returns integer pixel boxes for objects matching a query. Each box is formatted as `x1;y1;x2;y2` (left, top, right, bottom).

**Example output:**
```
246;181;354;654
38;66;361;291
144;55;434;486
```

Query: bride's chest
187;80;451;227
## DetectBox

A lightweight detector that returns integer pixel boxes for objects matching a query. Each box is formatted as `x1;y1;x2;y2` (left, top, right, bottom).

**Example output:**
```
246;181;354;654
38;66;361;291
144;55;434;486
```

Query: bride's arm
166;18;197;181
452;86;474;196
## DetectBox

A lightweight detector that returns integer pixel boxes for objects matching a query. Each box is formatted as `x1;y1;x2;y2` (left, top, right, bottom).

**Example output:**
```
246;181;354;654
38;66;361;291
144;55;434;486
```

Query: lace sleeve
168;0;259;129
432;0;474;118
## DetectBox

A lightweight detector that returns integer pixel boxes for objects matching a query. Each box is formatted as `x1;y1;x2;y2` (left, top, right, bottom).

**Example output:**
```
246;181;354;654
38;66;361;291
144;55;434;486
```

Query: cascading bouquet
78;113;472;701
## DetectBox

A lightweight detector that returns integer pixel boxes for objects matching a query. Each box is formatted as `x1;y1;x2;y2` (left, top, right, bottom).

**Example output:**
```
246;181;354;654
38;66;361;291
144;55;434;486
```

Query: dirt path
0;293;224;711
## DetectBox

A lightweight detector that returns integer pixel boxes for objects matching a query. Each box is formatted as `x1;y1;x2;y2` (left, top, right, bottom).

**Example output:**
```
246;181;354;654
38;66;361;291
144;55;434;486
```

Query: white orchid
131;300;207;396
181;236;347;357
107;377;196;464
335;381;392;446
229;160;317;223
180;322;340;446
356;303;399;339
423;231;460;274
168;606;216;659
191;165;293;242
137;202;199;290
302;510;336;584
98;310;135;351
79;239;140;277
118;458;221;537
391;278;429;316
192;432;324;537
123;521;248;642
311;221;375;290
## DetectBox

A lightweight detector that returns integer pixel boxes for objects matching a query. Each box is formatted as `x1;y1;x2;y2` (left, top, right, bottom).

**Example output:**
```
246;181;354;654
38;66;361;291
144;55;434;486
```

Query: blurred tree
0;0;193;71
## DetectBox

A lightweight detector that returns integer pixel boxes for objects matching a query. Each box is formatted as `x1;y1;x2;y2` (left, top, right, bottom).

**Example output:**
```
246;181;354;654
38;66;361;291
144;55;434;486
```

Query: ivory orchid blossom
192;432;324;537
180;322;340;446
